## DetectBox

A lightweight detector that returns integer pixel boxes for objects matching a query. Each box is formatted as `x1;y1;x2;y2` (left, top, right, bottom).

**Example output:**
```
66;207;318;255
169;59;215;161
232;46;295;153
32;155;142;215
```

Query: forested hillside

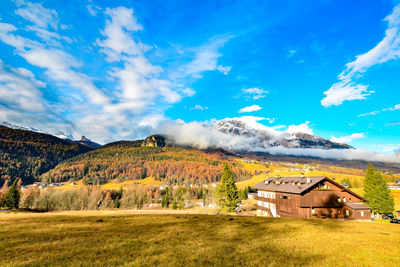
0;126;93;185
42;141;250;185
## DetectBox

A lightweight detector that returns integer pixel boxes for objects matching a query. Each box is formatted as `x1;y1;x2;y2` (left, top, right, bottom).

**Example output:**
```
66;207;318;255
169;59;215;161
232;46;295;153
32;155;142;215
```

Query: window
312;208;315;214
346;210;350;216
337;197;341;203
283;195;288;199
343;197;346;203
361;211;364;217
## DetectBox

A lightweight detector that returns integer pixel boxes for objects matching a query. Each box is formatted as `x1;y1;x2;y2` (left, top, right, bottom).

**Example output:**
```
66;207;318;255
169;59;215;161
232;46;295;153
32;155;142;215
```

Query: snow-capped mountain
55;131;75;140
213;117;352;150
1;121;42;133
0;121;100;148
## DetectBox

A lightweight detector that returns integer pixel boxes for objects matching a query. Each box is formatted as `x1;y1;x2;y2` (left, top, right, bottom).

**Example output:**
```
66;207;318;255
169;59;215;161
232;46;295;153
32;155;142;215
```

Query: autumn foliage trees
42;146;250;185
0;126;92;185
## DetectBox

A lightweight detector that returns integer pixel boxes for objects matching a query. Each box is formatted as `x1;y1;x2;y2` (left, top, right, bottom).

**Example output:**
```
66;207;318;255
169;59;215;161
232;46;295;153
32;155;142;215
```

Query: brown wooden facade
253;177;371;220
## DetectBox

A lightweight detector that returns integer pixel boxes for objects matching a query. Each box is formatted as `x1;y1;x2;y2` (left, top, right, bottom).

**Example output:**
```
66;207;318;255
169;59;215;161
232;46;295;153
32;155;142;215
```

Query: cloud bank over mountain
160;117;400;163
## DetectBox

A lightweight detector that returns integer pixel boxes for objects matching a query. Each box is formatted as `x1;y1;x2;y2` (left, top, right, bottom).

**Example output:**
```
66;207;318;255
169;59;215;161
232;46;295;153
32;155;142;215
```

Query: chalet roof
253;176;325;194
253;176;368;202
345;202;371;210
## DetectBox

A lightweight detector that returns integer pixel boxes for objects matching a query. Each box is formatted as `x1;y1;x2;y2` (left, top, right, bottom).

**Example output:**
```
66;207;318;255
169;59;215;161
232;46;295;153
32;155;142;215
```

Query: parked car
390;218;400;224
382;214;394;219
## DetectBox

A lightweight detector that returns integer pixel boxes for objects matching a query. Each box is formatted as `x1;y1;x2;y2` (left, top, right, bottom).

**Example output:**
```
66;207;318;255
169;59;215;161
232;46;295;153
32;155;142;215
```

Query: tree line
0;164;250;212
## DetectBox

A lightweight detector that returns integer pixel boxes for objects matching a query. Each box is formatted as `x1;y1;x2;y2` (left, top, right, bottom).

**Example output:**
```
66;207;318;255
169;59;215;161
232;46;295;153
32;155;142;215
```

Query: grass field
1;212;400;266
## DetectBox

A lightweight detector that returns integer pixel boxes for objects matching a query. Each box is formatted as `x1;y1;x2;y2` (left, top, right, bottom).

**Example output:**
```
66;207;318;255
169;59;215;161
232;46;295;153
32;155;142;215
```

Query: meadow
1;211;400;266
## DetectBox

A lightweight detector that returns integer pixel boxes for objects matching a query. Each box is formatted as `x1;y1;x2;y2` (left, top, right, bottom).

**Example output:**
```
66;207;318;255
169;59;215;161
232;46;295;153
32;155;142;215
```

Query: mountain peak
212;118;352;150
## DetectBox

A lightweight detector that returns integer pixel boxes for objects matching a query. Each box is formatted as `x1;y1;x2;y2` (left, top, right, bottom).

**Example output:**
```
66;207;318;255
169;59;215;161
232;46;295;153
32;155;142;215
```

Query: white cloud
358;103;400;117
331;133;364;144
160;118;400;163
238;104;262;113
242;87;269;100
0;19;109;107
216;65;231;75
15;1;59;30
98;7;181;115
182;88;195;96
358;110;381;117
0;61;46;112
385;122;400;126
26;26;72;46
182;35;232;78
262;146;400;163
383;104;400;111
190;105;208;111
322;4;400;107
286;121;313;135
86;2;102;16
287;49;296;57
321;78;372;107
97;7;149;62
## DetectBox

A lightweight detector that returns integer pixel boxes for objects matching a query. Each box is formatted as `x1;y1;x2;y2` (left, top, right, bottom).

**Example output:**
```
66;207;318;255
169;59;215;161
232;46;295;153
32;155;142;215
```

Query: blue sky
0;0;399;154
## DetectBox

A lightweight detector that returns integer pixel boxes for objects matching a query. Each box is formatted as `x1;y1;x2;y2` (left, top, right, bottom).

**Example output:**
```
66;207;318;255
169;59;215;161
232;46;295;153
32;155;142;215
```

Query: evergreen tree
373;171;395;214
3;180;20;209
161;187;171;208
217;164;239;212
363;163;394;214
363;163;377;208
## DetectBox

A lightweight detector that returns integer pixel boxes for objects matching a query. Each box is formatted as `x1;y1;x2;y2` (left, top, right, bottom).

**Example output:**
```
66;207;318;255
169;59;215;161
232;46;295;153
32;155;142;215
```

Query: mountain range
1;122;398;185
213;118;352;150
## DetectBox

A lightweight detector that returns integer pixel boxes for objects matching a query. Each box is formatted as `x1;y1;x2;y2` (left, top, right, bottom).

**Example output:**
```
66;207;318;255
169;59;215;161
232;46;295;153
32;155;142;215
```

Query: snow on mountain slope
213;117;352;150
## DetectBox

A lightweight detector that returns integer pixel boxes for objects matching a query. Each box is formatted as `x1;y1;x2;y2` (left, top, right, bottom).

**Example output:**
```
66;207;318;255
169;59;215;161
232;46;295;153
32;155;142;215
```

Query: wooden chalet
253;176;371;220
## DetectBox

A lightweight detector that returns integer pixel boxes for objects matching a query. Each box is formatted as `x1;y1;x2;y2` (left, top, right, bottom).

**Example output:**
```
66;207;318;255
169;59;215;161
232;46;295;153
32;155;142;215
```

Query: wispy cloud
385;121;400;126
86;0;102;16
331;133;364;144
383;103;400;111
189;105;208;111
238;104;262;113
15;1;59;30
242;87;269;100
181;35;233;78
97;7;149;62
358;103;400;117
358;110;381;117
322;4;400;107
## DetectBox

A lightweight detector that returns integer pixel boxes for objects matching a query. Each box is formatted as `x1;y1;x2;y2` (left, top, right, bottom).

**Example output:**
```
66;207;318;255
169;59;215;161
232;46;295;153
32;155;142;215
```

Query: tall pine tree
3;180;20;209
217;164;239;212
363;163;377;208
363;163;394;214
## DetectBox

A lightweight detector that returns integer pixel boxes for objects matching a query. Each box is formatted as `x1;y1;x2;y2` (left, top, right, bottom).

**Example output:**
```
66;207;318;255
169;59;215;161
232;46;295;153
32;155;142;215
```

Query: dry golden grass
101;177;162;189
0;211;399;266
392;190;400;211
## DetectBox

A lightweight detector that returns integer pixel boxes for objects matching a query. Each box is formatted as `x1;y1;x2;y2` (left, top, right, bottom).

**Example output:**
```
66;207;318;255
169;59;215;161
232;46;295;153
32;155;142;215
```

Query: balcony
254;195;276;203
